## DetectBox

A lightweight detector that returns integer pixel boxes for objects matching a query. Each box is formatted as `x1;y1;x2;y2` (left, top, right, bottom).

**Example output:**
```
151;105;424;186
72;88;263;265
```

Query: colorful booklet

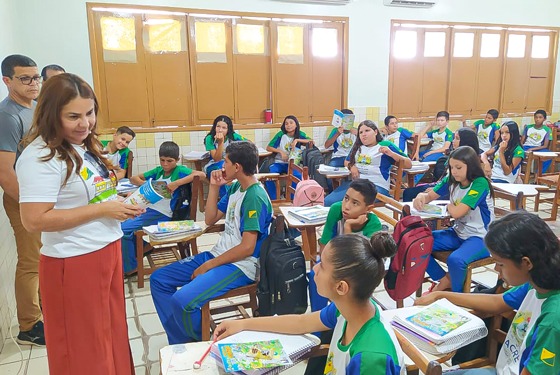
217;339;292;373
332;109;355;131
391;298;487;354
288;206;330;223
123;179;170;209
157;220;196;232
409;202;448;218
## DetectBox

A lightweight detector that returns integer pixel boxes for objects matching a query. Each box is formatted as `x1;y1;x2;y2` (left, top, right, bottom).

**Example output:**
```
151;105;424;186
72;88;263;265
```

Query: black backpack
257;215;308;316
171;183;193;221
301;145;328;190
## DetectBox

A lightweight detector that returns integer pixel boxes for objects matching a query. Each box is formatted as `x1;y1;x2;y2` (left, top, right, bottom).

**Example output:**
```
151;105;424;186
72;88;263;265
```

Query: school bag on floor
293;179;325;207
384;209;433;301
301;145;329;191
257;215;308;316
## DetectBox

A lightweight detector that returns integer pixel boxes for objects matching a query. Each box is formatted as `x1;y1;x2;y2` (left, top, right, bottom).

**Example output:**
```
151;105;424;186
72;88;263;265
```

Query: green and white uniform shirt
320;300;405;375
384;127;413;154
211;181;273;280
143;165;193;217
474;120;500;152
319;202;382;246
101;140;131;170
427;128;454;151
498;283;560;375
346;141;408;191
523;124;551;148
268;130;311;165
203;132;245;172
327;128;357;158
433;176;494;239
492;145;525;183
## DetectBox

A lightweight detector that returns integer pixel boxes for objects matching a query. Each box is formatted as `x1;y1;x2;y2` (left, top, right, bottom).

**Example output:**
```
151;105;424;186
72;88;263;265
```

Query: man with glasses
0;54;44;346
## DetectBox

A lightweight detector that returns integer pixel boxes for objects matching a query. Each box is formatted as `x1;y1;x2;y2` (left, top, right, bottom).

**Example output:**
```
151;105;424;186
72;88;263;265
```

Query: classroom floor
1;196;560;375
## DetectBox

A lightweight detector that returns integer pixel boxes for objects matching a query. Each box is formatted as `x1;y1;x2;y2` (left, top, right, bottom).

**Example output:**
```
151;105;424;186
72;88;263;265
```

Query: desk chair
134;176;200;288
535;173;560;220
260;159;309;213
125;150;134;178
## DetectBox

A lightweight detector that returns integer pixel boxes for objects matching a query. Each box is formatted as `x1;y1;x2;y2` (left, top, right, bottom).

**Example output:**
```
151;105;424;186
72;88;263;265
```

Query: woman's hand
412;193;427;211
214;320;245;341
350;165;360;179
498;140;507;153
215;132;224;144
102;201;145;221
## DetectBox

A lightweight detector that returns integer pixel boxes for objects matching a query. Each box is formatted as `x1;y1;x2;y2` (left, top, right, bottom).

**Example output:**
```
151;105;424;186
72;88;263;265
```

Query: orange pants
40;241;135;375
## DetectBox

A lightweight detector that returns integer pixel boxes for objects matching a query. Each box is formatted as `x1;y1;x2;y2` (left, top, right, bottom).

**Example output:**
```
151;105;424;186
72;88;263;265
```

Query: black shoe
17;321;45;346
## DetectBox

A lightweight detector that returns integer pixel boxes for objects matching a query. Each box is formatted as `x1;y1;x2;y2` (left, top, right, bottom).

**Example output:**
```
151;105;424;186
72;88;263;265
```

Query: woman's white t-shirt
16;138;123;258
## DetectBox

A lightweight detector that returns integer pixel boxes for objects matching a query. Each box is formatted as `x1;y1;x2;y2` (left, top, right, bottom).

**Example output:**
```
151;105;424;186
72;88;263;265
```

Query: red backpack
384;214;433;301
293;180;325;207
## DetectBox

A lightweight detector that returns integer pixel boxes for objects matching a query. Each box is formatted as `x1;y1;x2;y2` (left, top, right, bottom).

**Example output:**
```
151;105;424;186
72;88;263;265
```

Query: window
195;20;227;63
507;34;526;58
424;32;446;57
453;33;474;58
312;27;338;58
393;30;417;59
480;33;501;58
277;25;304;64
100;16;136;62
144;18;186;53
532;35;550;58
234;24;267;55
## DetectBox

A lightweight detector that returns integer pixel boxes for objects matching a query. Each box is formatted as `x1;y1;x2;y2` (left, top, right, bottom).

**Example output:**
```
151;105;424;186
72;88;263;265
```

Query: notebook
408;201;449;218
211;331;319;375
391;299;487;354
288;206;330;223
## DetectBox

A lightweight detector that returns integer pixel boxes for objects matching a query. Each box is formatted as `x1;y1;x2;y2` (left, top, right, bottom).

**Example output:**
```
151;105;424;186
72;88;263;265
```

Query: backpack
301;146;329;191
171;183;192;221
293;179;325;207
384;212;433;301
257;215;308;316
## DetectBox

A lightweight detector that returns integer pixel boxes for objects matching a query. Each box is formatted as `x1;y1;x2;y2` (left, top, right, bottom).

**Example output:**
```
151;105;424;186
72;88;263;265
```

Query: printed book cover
405;302;471;337
332;109;355;131
157;220;196;232
289;206;329;222
217;339;292;373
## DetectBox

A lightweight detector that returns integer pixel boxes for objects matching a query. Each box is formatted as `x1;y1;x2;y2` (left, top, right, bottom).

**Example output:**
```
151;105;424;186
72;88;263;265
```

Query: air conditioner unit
272;0;351;5
383;0;438;8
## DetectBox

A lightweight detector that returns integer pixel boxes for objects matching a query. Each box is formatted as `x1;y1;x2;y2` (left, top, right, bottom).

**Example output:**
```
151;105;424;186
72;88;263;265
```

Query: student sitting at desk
324;120;412;207
415;211;560;375
325;109;357;168
216;233;406;375
151;141;273;344
382;115;413;155
120;141;205;274
466;109;500;154
485;121;525;184
203;115;245;197
413;110;454;163
309;179;382;312
521;109;553;173
101;126;135;180
413;146;495;293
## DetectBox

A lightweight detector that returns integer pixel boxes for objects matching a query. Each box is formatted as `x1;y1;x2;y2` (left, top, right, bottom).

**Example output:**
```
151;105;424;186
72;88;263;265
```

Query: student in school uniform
309;179;382;312
413;146;495;293
485;121;525;184
151;141;273;344
415;211;560;375
216;232;406;375
324;120;412;207
101;126;135;180
382;115;414;155
120;141;205;274
325;109;357;167
521;109;552;173
265;115;313;199
413;110;454;163
466;109;500;154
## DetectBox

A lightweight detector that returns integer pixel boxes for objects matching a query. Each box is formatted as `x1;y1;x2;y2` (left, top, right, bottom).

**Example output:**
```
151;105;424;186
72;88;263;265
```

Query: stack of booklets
288;206;330;224
142;220;202;242
211;331;319;375
318;164;350;175
391;298;488;355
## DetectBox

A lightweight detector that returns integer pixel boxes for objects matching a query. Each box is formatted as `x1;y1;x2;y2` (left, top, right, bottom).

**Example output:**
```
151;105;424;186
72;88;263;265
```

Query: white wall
0;0;17;99
8;0;560;108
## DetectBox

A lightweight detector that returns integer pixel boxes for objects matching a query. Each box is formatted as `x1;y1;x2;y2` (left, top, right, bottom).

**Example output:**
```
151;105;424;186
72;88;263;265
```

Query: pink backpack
293;180;325;207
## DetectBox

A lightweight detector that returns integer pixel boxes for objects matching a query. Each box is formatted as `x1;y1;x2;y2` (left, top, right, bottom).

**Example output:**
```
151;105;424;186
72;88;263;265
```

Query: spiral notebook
211;331;319;375
391;299;488;355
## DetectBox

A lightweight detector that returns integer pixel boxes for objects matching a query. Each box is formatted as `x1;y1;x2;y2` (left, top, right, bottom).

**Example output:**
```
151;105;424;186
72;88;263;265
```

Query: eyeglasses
13;75;42;85
84;151;110;179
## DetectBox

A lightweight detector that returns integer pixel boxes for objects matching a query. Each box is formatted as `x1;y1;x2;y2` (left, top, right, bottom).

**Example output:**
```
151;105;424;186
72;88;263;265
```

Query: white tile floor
1;196;559;374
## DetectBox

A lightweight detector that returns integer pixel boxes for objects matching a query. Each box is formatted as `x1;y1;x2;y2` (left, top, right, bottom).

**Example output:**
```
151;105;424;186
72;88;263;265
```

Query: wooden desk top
492;183;548;197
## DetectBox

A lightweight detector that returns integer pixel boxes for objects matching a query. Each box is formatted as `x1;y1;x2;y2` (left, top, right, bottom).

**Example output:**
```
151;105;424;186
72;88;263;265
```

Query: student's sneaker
17;321;46;346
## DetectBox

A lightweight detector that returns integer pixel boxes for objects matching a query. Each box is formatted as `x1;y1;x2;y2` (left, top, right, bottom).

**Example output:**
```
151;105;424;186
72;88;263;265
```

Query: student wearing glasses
0;54;44;346
16;73;144;375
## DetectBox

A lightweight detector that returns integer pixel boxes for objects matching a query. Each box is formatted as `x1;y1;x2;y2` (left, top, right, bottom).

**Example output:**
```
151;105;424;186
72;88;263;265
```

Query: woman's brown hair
23;73;110;184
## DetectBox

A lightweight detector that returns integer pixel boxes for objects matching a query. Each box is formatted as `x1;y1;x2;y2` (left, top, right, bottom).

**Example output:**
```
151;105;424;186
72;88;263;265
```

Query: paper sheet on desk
409;202;448;218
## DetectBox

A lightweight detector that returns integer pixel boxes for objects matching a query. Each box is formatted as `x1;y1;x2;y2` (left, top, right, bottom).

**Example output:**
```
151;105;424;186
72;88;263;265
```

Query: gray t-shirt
0;97;36;162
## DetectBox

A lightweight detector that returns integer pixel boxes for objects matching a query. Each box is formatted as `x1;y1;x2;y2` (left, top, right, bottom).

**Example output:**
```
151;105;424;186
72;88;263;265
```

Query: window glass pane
507;34;526;58
195;21;226;63
145;18;186;53
424;32;446;57
393;30;417;59
278;25;304;64
312;28;338;58
101;16;137;62
532;35;550;58
234;24;266;55
453;32;474;57
480;33;500;58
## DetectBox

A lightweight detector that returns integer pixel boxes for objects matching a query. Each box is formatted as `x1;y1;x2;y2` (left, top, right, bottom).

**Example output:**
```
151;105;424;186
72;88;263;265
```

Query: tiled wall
106;105;560;176
0;189;17;353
